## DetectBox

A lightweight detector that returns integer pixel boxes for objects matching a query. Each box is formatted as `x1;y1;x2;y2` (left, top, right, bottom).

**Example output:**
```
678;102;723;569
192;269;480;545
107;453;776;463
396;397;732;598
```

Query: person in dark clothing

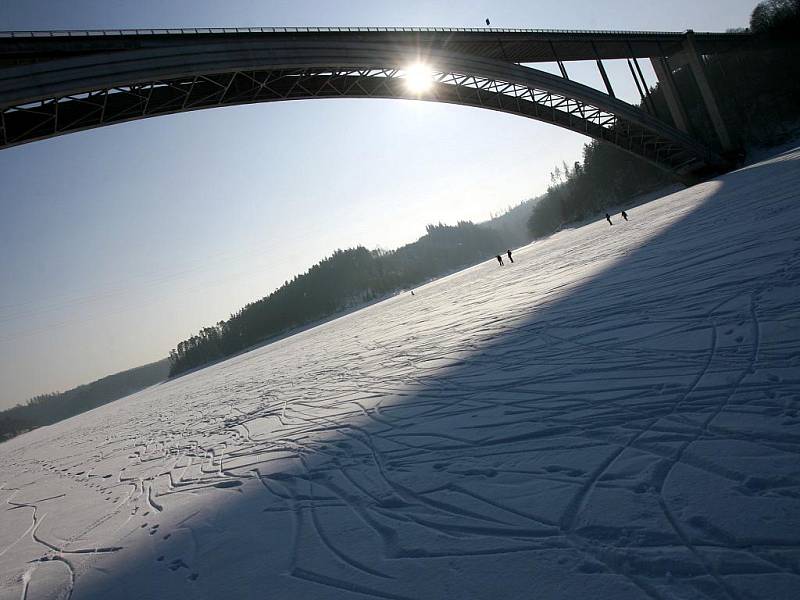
486;18;491;26
621;210;629;221
507;249;514;263
605;213;613;225
496;254;504;266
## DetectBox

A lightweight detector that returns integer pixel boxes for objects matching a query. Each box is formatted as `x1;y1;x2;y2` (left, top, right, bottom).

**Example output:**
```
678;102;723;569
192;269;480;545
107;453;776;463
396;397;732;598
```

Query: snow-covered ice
2;148;800;599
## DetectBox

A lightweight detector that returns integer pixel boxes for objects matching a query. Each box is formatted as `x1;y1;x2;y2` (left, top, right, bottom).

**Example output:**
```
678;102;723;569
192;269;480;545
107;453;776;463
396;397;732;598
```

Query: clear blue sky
0;0;759;408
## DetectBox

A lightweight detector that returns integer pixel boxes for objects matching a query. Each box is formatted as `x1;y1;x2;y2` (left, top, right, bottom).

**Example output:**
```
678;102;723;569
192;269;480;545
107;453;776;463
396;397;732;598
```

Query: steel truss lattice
0;65;720;173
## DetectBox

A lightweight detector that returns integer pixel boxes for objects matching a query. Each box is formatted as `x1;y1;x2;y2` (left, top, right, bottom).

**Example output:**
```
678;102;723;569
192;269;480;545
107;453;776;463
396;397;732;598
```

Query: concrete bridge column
683;30;734;152
591;42;615;98
650;54;691;134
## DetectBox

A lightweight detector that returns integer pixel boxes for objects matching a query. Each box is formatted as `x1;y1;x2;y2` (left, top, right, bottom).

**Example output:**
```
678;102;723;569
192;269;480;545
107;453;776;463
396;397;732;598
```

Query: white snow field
2;148;800;600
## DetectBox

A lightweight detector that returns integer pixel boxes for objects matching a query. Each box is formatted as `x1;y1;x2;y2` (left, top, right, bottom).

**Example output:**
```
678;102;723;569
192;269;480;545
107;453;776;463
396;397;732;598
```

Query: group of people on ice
496;249;513;266
494;209;631;267
605;210;629;225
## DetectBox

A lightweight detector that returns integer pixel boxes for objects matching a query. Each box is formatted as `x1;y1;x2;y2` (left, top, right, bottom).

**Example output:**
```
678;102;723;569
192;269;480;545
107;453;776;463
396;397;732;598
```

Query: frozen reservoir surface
2;148;800;600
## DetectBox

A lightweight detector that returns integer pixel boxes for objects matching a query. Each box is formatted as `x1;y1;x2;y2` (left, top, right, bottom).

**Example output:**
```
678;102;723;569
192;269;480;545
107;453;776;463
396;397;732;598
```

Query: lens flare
404;63;434;94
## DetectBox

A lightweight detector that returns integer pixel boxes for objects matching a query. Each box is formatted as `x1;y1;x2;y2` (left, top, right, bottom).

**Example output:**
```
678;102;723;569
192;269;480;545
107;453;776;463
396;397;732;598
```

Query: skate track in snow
1;147;800;599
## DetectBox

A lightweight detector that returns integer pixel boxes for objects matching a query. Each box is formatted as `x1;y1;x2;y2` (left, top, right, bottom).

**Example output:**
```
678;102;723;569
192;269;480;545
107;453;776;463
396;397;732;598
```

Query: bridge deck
0;28;750;67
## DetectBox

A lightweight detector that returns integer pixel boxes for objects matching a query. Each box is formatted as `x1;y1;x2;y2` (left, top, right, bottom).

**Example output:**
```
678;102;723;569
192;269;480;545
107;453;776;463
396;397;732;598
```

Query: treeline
527;143;674;238
168;221;514;376
0;358;170;441
527;0;800;239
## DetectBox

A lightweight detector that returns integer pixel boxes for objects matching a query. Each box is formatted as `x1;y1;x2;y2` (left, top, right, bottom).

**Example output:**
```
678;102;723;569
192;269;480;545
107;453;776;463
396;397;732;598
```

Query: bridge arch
0;35;726;173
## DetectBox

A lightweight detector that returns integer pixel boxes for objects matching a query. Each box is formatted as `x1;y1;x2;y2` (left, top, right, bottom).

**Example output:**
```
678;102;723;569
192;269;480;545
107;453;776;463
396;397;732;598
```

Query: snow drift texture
1;147;800;600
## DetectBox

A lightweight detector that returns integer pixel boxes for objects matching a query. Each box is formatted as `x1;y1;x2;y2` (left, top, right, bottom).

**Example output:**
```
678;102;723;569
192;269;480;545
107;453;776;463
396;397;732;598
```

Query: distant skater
605;213;613;226
621;210;629;221
496;254;504;266
410;290;415;296
506;249;514;263
486;18;491;26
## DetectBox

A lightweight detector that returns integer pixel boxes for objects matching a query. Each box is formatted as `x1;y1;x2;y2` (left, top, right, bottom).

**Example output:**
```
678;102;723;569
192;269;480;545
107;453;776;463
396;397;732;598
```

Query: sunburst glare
403;63;435;94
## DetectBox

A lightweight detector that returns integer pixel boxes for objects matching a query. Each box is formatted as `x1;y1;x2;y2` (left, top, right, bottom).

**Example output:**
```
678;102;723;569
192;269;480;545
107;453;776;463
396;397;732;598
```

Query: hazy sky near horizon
0;0;759;408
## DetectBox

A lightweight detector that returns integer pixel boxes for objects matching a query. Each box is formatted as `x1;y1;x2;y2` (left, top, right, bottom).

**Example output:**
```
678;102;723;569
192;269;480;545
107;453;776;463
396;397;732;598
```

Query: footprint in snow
213;480;242;489
168;558;189;571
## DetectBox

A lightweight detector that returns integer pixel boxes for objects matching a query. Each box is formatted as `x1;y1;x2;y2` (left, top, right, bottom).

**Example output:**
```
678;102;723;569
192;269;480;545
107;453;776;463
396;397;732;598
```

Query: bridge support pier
627;58;654;115
596;59;614;97
650;55;691;134
591;42;615;98
683;30;734;152
651;31;735;152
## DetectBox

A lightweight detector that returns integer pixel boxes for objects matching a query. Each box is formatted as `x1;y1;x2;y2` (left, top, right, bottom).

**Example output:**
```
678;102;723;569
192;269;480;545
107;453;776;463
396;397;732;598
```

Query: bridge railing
0;26;744;39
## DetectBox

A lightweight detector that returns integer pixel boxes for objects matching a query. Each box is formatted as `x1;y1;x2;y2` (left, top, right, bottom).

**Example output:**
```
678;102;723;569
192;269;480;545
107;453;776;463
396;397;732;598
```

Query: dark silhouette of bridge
0;27;750;173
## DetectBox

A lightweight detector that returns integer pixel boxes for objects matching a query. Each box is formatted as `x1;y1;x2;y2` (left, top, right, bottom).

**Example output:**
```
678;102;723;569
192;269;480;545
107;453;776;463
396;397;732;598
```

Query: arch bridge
0;27;750;174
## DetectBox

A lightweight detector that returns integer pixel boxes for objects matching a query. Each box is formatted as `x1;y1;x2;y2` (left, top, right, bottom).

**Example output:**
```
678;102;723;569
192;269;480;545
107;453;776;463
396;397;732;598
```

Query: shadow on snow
23;150;800;599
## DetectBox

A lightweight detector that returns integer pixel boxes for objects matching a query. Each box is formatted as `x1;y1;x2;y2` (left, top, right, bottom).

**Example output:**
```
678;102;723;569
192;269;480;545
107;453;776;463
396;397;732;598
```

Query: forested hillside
2;207;535;439
168;221;512;376
0;359;170;441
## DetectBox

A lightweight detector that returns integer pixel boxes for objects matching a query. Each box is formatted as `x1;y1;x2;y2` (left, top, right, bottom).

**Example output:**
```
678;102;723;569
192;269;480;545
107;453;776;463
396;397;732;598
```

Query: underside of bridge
0;28;750;174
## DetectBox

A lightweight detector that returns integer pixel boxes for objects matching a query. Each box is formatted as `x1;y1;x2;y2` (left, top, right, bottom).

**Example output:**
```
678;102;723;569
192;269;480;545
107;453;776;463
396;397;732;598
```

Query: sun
403;63;435;94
